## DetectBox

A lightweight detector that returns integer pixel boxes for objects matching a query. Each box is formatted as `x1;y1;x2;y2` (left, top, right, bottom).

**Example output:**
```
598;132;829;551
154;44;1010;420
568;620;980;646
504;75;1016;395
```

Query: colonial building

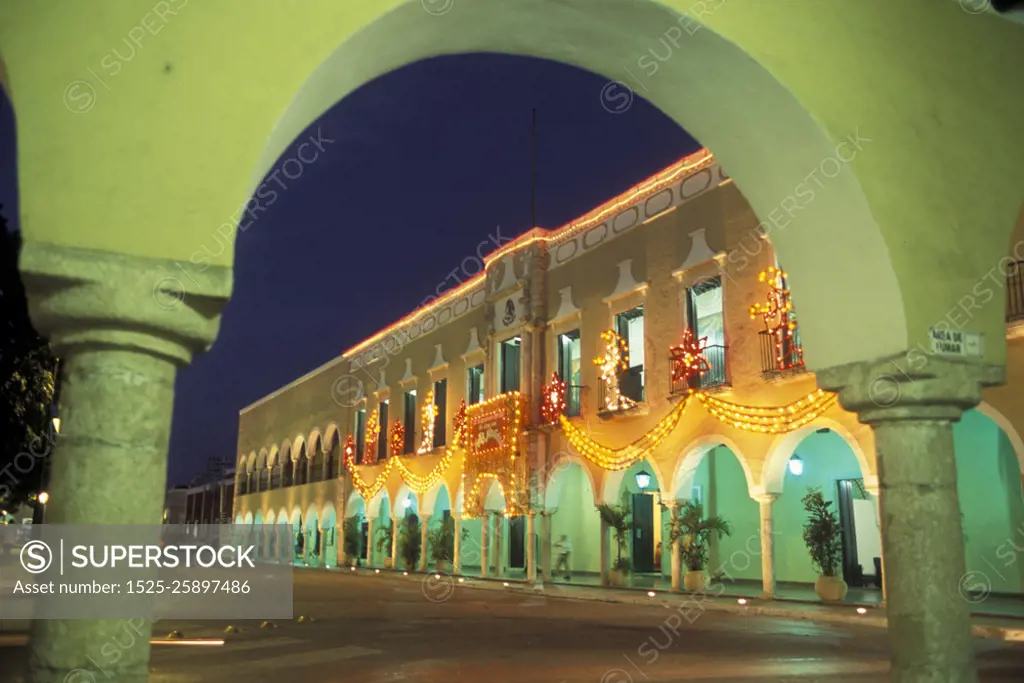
234;149;1024;599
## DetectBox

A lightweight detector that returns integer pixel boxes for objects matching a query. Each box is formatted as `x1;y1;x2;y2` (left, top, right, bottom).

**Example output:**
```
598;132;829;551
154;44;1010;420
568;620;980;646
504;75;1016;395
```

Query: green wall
689;447;761;581
551;464;600;573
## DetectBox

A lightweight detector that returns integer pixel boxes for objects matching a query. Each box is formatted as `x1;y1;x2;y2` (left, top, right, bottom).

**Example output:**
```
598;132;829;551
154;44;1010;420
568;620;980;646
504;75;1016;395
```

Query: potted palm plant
669;500;731;592
398;516;422;571
375;523;394;568
598;496;633;587
802;487;847;602
342;515;362;566
427;516;468;571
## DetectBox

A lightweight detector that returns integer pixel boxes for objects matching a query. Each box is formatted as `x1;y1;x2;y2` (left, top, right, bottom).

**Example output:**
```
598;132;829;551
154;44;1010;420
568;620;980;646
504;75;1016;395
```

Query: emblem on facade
502;299;516;326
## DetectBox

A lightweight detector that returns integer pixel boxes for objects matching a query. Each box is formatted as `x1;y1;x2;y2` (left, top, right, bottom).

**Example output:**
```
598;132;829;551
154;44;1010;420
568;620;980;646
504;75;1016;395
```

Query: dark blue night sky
1;54;698;485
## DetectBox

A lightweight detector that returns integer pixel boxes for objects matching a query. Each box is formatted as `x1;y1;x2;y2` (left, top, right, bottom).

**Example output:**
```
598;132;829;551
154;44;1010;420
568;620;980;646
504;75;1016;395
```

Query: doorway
631;493;654;573
509;516;525;569
836;478;882;589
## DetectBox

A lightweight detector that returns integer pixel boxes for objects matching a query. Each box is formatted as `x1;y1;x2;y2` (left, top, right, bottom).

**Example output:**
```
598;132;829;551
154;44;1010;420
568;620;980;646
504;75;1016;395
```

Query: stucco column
818;354;1003;683
453;515;463;574
541;509;554;581
481;513;490;578
365;516;375;567
390;517;399;568
754;493;778;599
418;514;431;571
526;512;537;582
19;243;229;683
493;513;504;577
599;509;610;586
666;501;681;593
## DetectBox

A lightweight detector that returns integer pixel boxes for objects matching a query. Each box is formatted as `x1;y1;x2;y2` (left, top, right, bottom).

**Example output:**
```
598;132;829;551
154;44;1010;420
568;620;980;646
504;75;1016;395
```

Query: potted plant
342;515;362;566
669;500;731;592
427;516;468;571
398;515;422;571
375;523;394;568
802;487;847;602
598;496;634;587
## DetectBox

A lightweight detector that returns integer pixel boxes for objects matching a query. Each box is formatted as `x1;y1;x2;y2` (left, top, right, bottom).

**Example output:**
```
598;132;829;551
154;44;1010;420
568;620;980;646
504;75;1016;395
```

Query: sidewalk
346;566;1024;642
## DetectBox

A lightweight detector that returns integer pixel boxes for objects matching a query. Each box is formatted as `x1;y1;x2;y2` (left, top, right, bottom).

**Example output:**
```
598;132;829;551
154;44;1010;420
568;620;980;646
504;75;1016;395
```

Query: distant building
165;460;236;526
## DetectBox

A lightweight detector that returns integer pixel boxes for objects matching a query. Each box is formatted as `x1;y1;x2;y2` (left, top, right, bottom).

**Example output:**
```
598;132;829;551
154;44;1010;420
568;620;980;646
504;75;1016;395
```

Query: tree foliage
0;206;60;509
669;500;732;571
801;487;843;577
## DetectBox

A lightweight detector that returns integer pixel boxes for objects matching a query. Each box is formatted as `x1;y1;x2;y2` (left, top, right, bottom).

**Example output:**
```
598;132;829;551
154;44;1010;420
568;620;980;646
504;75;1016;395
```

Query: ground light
647;591;656;598
375;569;380;574
788;455;804;476
857;607;867;614
457;578;465;583
503;582;509;587
737;598;748;605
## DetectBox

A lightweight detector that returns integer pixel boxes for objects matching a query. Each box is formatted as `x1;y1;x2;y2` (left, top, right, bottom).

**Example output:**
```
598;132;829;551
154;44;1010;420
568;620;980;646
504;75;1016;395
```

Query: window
557;329;582;417
403;390;417;454
686;277;726;388
467;364;484;405
433;379;447;448
614;306;645;402
355;408;366;464
377;400;389;461
499;337;521;393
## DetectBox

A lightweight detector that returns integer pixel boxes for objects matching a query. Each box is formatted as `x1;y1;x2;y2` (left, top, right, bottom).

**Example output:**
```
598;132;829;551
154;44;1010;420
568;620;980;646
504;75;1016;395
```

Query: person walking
554;534;572;581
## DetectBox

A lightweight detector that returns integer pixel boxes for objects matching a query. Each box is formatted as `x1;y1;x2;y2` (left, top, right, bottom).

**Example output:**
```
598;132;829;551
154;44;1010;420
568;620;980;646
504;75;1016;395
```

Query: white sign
929;328;983;357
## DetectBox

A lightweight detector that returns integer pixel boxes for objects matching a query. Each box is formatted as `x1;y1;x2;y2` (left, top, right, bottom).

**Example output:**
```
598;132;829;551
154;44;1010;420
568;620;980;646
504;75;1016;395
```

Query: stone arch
293;435;309;485
268;445;282;489
256;449;270;491
977;401;1024;475
545;455;599;510
345;490;366;518
321;501;338;568
601;457;668;505
323;422;344;479
368;490;391;521
308;429;325;482
482;477;506;513
422;482;452;518
672;436;757;501
760;419;876;496
280;440;295;487
395;484;418;517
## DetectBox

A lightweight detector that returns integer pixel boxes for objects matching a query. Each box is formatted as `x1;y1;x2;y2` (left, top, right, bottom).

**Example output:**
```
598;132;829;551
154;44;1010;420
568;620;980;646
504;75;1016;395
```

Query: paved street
142;570;1024;683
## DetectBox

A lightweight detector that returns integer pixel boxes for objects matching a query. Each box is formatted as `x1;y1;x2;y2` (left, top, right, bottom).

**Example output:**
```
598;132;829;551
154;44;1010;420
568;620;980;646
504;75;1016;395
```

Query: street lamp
635;469;652;491
788;455;804;477
402;496;412;509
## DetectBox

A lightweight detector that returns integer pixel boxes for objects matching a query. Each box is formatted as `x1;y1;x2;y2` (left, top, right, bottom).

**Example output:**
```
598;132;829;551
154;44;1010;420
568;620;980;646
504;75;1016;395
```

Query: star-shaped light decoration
452;399;468;448
541;372;567;425
670;328;710;386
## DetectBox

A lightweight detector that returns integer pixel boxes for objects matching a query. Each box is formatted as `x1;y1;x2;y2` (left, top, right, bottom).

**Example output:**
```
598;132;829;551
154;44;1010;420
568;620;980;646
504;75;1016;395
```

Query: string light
541;372;567;425
670;329;709;384
749;267;804;371
594;329;636;412
462;392;528;518
364;408;380;465
389;420;405;458
417;389;438;454
698;390;837;434
452;399;468;447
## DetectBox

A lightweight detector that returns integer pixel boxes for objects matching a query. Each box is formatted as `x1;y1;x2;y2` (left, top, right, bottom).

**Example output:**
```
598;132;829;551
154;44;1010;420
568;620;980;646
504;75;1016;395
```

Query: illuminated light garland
461;392;528;518
541;372;567;425
594;330;637;412
560;395;690;471
417;389;438;454
697;390;838;434
364;409;380;465
452;400;468;447
393;449;453;495
344;433;394;501
670;329;710;384
749;267;804;371
389;420;405;458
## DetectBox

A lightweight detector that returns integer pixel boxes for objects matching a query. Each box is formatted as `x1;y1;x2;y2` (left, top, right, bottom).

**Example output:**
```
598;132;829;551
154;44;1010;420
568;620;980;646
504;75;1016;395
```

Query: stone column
19;243;229;683
818;354;1003;682
526;512;537;582
493;513;504;577
453;515;463;574
418;514;431;572
366;516;375;567
865;484;887;604
481;513;491;578
666;501;681;593
541;509;554;581
390;517;399;569
754;493;778;599
599;509;610;586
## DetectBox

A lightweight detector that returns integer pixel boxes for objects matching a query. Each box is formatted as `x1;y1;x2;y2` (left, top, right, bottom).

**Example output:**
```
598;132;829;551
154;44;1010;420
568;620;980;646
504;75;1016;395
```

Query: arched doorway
345;492;367;567
368;492;391;568
304;503;320;566
545;459;599;582
320;502;338;568
602;459;667;576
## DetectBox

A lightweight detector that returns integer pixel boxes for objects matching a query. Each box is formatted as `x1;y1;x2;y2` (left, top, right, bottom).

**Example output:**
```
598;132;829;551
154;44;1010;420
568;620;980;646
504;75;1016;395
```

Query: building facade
166;461;236;527
235;149;1024;597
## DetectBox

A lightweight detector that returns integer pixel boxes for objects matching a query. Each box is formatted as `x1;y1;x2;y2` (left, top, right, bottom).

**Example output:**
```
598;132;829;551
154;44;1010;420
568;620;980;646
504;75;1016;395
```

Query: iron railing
566;384;583;417
758;330;806;378
597;365;645;411
670;344;729;395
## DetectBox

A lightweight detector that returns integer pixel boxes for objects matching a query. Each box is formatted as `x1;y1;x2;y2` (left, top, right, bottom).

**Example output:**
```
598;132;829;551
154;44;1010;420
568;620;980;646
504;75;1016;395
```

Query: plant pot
383;558;393;569
683;570;706;592
814;575;848;602
608;569;630;587
435;559;452;572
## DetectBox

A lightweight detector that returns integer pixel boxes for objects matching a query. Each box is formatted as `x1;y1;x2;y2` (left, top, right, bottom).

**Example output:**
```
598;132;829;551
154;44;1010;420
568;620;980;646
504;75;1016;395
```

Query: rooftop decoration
417;389;438;454
749;266;804;371
541;372;567;425
594;329;636;412
670;329;710;386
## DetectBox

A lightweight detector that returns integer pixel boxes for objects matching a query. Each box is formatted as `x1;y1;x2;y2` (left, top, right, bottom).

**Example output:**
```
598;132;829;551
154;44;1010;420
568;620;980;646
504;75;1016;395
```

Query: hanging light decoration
540;372;567;425
697;389;836;434
749;266;804;371
670;328;710;386
417;389;438;454
452;399;468;448
389;420;405;457
364;408;380;465
594;329;636;412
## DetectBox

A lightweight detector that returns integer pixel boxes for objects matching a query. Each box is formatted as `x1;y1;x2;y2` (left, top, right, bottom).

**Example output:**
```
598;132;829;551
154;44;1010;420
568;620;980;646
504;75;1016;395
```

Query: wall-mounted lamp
788;455;804;477
635;469;652;491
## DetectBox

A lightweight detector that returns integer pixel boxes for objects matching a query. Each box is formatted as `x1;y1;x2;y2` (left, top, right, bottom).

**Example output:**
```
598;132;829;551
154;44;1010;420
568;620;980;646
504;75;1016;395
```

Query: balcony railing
670;345;729;395
565;384;583;417
597;365;645;412
1008;261;1024;323
758;330;806;378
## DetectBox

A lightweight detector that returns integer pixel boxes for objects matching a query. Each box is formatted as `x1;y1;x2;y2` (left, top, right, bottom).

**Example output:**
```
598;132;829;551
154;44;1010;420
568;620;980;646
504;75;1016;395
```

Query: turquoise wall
551;463;601;573
955;409;1024;595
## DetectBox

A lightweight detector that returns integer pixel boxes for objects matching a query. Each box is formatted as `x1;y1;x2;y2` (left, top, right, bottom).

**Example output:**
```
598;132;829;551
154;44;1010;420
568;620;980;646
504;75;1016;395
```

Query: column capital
20;242;231;364
542;508;557;517
816;352;1004;424
752;493;779;504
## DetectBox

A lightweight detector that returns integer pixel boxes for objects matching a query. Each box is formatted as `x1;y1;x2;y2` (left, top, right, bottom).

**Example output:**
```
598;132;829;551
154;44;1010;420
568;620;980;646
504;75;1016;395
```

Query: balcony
1008;261;1024;323
669;344;729;395
758;330;806;379
565;384;583;418
597;365;645;413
